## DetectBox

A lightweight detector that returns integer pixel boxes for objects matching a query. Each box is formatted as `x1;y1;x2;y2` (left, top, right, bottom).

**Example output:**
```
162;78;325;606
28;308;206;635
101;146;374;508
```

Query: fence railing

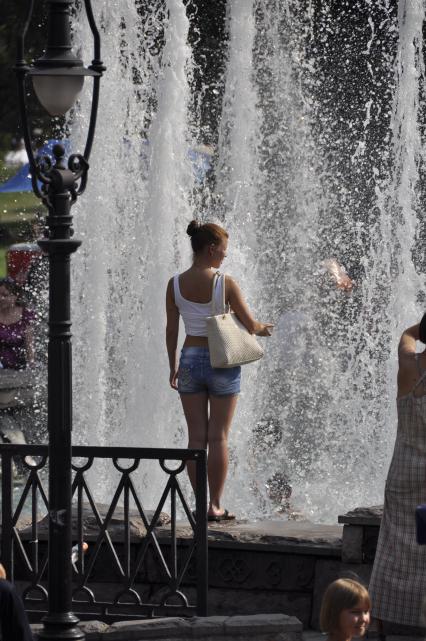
0;444;208;621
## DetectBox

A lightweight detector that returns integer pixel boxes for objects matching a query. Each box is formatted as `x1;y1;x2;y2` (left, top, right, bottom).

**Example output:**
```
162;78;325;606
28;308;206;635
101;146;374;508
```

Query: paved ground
303;632;424;641
303;631;326;641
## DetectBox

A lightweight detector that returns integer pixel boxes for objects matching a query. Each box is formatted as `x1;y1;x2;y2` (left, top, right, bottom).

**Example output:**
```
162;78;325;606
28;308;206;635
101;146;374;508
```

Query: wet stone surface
32;613;303;641
338;505;383;526
19;502;171;541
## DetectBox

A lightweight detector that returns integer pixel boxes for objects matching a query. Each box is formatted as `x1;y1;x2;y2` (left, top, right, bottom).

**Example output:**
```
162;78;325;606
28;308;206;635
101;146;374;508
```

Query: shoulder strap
211;272;225;315
173;274;180;304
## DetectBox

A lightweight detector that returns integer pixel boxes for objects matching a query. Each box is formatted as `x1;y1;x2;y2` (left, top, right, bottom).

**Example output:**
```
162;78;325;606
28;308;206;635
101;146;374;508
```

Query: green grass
0;191;42;222
0;248;7;278
0;157;46;248
0;159;17;184
0;192;42;245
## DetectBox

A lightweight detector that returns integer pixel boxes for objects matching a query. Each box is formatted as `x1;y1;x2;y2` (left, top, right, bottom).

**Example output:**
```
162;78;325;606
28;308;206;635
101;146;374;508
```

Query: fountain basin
15;506;382;629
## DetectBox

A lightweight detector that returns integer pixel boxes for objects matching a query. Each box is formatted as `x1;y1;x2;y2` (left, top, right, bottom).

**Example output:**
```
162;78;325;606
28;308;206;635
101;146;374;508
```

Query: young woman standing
166;220;272;521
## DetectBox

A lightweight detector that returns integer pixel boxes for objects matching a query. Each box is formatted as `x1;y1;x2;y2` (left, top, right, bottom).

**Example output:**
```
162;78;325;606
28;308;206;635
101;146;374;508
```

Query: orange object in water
6;243;42;284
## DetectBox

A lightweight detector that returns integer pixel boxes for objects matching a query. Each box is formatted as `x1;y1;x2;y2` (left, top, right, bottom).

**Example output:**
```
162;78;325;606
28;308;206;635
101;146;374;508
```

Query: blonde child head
320;578;371;638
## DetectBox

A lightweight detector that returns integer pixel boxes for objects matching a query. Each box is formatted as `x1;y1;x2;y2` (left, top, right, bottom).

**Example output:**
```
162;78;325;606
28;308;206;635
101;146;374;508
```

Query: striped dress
369;362;426;627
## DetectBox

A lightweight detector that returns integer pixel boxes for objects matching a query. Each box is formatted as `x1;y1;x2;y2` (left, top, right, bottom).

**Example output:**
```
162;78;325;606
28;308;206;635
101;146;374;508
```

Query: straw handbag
206;273;264;368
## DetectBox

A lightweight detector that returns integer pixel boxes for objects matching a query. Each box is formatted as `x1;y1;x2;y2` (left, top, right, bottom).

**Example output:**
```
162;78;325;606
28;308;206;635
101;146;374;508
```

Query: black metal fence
0;444;208;621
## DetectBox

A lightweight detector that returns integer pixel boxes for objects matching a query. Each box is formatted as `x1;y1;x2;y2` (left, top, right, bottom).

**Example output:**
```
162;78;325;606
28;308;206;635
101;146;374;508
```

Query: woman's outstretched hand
255;322;274;336
322;258;354;292
170;368;179;390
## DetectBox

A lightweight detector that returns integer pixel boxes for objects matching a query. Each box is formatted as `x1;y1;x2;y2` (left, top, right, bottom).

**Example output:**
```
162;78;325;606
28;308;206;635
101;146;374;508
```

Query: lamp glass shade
32;74;84;116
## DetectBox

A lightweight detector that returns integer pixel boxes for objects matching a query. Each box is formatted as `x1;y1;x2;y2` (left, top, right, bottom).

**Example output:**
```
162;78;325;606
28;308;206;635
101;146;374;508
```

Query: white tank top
174;273;226;337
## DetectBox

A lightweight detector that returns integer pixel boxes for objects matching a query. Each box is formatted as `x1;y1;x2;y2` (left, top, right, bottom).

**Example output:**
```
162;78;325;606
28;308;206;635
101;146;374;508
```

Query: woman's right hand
254;322;274;336
169;368;179;390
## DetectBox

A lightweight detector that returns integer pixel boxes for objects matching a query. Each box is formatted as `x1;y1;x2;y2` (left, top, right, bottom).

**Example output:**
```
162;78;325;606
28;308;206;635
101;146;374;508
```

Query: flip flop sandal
207;509;236;522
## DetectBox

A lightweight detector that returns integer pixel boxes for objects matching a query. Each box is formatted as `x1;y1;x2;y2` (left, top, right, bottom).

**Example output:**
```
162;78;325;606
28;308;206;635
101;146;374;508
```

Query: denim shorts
178;347;241;396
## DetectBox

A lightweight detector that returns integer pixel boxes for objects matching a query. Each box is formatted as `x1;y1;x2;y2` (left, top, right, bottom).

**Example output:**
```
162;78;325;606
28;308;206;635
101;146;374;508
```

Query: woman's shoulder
168;269;190;284
166;276;176;300
222;274;238;290
220;271;234;281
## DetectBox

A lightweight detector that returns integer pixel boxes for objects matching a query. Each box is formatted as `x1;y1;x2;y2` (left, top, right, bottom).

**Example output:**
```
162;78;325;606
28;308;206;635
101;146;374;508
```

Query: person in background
0;563;33;641
320;578;370;641
0;278;34;370
369;313;426;635
24;218;49;364
0;278;35;459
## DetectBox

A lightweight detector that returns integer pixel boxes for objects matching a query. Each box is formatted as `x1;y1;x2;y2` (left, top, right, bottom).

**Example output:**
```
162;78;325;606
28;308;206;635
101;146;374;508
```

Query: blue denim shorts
178;347;241;396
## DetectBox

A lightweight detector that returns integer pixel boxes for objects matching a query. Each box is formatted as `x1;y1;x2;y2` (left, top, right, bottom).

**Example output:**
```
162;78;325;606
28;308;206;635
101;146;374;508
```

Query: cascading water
71;0;195;502
67;0;426;521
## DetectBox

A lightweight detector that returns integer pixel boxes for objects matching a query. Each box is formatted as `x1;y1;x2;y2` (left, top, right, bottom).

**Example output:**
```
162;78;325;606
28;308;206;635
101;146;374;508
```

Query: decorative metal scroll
0;444;208;621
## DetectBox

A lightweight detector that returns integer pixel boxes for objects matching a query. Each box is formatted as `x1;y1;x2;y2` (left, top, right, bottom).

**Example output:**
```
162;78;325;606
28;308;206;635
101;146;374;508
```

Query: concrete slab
338;506;382;526
155;520;343;556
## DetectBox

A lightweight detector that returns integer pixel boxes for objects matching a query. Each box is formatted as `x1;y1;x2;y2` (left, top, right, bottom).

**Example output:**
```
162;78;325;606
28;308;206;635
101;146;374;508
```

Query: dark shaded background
0;0;228;151
0;1;409;152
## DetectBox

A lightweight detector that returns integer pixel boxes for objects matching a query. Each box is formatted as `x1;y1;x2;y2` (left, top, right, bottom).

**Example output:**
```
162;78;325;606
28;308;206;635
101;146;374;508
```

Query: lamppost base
38;612;85;640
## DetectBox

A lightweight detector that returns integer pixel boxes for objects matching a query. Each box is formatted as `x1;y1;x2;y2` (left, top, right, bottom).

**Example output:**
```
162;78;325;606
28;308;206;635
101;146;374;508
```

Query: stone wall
17;508;383;631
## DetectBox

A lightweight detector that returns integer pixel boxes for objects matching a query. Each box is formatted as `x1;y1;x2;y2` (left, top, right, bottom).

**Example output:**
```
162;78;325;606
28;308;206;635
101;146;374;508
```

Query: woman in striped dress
369;315;426;633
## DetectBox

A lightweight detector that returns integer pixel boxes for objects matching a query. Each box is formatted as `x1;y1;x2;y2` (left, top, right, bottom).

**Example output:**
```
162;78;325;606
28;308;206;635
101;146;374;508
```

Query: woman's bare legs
180;392;238;517
207;394;238;516
180;392;209;491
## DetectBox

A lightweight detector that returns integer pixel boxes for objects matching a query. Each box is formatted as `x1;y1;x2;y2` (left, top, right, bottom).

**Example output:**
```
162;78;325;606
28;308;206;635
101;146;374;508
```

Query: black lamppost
15;1;105;639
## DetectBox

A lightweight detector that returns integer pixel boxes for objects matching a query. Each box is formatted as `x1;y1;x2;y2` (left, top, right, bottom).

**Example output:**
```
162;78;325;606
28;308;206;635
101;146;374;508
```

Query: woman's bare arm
397;324;420;397
226;277;273;336
166;278;180;389
398;324;419;360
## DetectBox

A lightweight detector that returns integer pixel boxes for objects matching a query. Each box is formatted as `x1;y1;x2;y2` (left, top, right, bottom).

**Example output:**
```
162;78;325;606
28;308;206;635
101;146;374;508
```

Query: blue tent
0;163;34;194
0;140;70;194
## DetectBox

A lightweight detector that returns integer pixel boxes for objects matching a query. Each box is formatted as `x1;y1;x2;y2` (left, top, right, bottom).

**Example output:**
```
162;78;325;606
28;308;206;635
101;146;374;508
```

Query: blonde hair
320;578;371;633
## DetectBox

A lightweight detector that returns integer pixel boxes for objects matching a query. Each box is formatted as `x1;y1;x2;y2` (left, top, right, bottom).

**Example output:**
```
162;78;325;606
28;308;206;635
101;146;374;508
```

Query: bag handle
211;272;226;315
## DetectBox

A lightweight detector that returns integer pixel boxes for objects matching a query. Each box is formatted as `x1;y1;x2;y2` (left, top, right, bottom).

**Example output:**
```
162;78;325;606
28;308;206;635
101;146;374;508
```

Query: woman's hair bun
187;220;201;237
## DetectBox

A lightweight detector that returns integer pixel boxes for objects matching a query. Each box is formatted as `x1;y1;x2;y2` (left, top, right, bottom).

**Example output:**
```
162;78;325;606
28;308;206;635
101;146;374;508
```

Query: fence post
195;449;208;616
1;449;14;580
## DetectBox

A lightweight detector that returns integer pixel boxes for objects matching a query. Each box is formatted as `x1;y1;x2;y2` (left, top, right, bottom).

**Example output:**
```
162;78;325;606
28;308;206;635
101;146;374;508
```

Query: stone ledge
338;506;382;526
157;521;342;557
341;525;363;564
33;614;303;641
18;511;342;556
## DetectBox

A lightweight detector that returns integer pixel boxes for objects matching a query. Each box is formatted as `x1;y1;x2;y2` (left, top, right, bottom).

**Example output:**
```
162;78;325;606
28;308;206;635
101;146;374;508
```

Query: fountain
67;0;425;523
